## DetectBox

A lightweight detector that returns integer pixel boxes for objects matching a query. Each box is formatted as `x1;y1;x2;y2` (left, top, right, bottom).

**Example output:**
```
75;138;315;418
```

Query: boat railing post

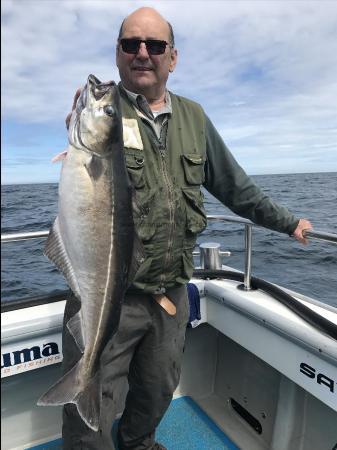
238;224;254;291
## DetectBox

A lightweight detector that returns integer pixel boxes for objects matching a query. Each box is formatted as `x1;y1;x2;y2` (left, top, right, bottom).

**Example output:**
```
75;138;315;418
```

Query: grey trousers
62;286;189;450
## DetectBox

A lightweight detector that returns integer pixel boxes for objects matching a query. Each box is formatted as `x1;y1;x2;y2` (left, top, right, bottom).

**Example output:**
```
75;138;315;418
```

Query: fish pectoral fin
44;217;81;300
84;155;103;180
37;360;102;432
67;311;85;353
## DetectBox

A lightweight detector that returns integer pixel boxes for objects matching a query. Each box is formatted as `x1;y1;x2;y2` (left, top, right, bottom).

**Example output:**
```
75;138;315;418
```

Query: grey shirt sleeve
203;114;299;235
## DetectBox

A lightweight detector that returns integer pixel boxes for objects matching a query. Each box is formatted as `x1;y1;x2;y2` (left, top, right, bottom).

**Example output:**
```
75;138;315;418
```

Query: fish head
68;75;122;156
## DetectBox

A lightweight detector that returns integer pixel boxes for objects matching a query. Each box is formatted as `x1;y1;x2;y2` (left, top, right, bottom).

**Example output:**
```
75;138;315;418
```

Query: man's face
116;12;177;98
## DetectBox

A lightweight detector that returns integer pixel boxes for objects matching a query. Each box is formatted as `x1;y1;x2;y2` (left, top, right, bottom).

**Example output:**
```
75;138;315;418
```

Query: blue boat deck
154;396;239;450
26;396;238;450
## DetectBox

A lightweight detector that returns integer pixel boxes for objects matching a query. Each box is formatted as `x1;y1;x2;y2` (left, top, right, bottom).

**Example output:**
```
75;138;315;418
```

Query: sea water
1;172;336;306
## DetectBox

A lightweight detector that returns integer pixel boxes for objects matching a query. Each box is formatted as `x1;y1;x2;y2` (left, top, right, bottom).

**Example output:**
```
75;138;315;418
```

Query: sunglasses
120;38;170;55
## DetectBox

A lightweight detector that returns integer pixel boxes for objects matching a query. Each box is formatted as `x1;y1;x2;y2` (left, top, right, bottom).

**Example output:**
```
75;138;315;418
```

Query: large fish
38;74;139;431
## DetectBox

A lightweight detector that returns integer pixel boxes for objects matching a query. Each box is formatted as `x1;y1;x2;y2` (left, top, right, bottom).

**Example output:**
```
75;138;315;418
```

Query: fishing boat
1;215;337;450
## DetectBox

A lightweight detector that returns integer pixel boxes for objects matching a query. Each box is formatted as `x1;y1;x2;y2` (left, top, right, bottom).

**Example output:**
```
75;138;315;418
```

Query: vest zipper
157;143;175;289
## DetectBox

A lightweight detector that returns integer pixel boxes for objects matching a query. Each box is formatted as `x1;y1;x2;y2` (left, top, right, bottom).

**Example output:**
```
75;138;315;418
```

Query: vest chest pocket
182;154;205;185
182;187;207;234
125;152;145;189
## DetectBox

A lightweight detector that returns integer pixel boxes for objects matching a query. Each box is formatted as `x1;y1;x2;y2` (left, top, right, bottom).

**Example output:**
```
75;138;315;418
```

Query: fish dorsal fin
44;217;81;300
67;311;85;353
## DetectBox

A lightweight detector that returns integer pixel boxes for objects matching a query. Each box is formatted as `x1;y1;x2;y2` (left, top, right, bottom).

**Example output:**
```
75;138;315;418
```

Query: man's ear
169;48;178;73
115;44;120;68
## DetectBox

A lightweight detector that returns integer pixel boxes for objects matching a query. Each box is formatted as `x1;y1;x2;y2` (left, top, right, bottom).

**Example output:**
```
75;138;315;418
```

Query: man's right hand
65;88;82;129
292;218;313;245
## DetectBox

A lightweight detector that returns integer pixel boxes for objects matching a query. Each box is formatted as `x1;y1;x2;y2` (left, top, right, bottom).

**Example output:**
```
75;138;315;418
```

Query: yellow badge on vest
122;118;144;150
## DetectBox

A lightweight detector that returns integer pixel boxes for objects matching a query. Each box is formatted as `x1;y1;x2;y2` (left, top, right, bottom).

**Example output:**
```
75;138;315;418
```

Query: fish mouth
91;82;116;101
87;75;116;101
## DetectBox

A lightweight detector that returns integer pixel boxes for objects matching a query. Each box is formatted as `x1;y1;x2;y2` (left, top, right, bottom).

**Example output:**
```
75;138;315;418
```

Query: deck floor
155;396;239;450
26;396;238;450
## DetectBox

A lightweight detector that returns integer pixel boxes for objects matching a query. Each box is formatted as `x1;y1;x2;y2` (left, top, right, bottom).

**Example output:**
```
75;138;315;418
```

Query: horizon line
2;170;337;186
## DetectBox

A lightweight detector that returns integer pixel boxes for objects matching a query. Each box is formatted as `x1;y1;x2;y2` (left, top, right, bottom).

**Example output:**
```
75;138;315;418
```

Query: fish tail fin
37;360;101;431
76;371;101;431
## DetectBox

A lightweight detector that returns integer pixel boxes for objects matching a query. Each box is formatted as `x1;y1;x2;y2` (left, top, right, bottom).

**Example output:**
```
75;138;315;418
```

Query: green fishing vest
120;88;207;293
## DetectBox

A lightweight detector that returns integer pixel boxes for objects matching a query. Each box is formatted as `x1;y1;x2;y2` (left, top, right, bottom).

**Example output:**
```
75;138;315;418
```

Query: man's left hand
292;219;313;244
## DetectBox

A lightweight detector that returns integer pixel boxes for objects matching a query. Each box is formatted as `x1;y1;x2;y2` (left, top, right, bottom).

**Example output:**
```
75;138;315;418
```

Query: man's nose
136;42;150;59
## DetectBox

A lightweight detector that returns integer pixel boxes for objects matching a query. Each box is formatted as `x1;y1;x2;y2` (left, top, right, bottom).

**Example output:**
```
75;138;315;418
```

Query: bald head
118;7;175;47
116;7;178;101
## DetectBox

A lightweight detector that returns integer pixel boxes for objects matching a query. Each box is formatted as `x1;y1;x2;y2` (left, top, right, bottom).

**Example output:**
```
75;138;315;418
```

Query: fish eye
104;105;115;117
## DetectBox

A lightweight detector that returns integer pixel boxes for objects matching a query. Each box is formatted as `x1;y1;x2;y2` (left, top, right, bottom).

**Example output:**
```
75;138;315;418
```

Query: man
63;7;312;450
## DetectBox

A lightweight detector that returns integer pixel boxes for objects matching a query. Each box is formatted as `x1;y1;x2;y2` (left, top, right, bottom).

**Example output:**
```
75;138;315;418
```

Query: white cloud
2;0;337;178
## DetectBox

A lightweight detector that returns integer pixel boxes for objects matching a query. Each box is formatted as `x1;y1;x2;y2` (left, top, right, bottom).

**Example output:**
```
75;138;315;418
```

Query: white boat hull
1;276;337;449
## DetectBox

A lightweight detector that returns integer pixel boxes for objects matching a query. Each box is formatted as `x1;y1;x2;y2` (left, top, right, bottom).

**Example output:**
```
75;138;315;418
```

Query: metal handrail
303;229;337;243
2;220;336;244
1;215;337;292
1;230;50;242
207;214;337;243
206;215;337;290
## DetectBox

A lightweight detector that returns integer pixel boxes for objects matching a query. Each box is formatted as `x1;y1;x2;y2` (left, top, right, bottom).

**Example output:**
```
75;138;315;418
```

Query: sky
2;0;337;184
